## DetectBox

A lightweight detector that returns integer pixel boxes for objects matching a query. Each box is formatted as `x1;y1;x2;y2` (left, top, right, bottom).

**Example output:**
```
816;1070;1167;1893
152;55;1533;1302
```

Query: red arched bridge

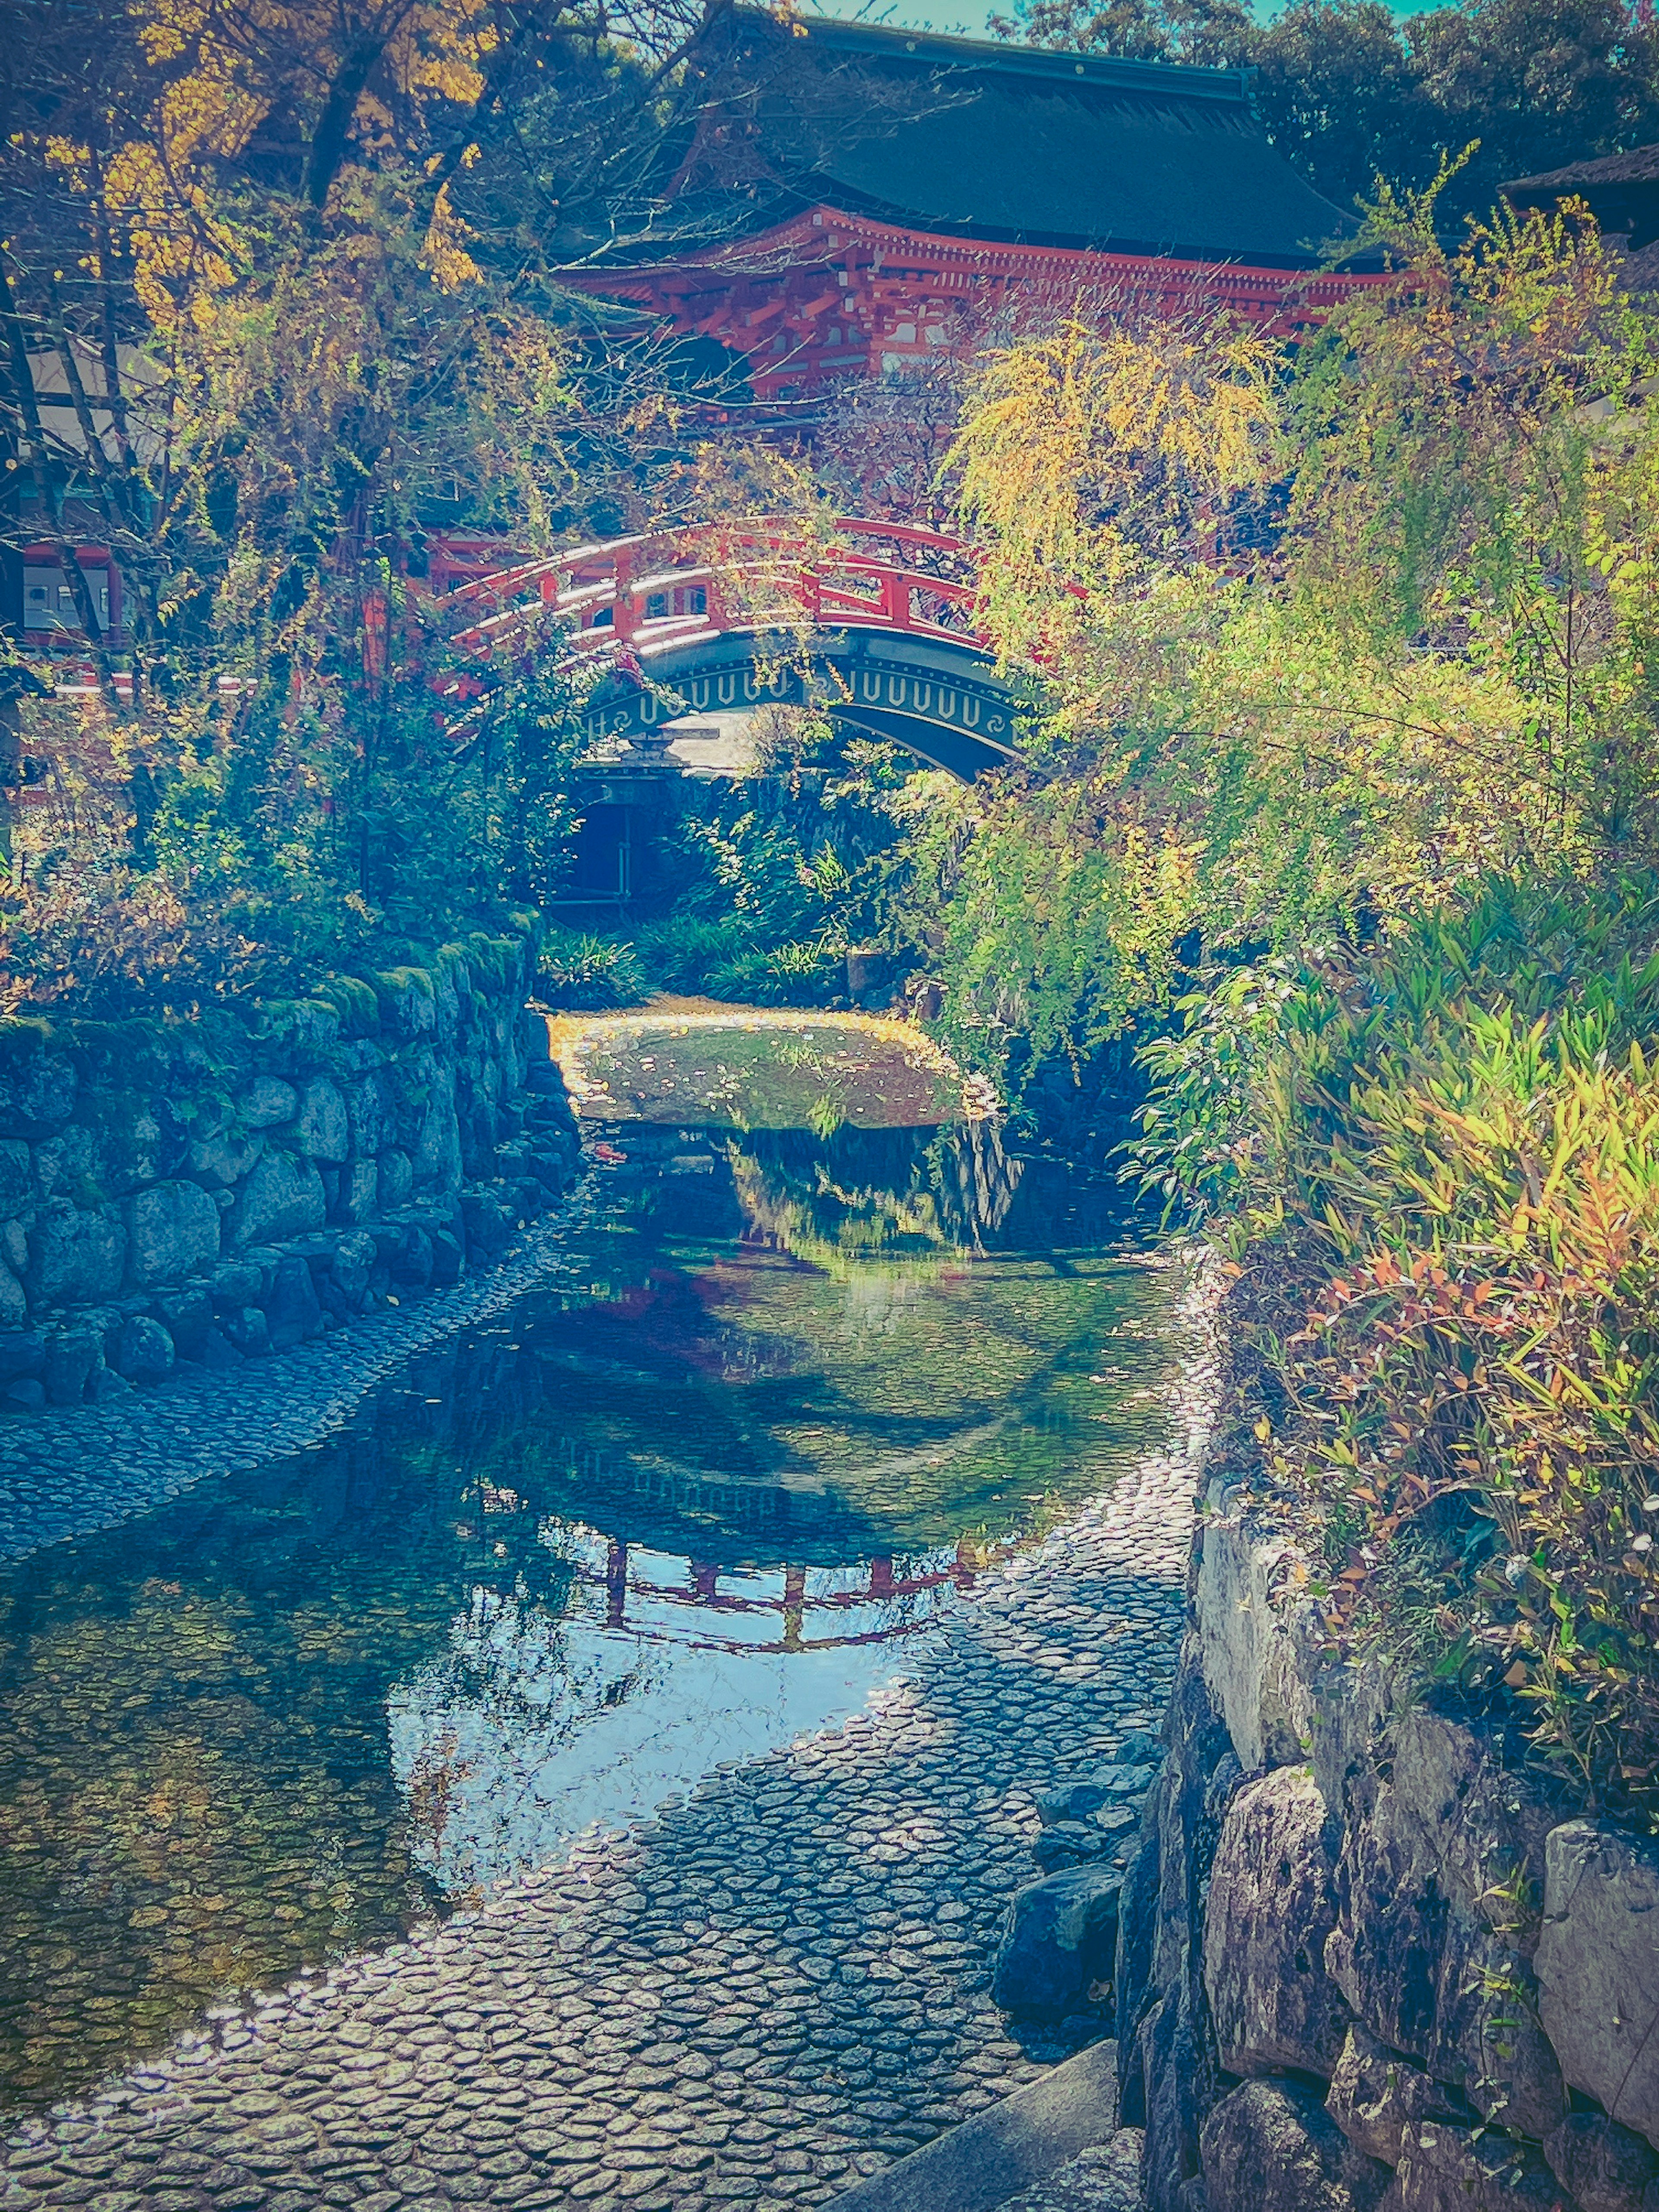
436;518;1041;782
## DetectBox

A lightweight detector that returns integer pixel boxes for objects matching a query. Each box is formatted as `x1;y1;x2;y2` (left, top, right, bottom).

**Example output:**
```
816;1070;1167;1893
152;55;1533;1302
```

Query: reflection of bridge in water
513;1445;978;1656
577;1534;977;1656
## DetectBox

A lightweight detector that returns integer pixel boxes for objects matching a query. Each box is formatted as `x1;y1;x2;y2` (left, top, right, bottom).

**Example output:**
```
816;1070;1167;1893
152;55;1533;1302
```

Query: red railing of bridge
434;517;996;709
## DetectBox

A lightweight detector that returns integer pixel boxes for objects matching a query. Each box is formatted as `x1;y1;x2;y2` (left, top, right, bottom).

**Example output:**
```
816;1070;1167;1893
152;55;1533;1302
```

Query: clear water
0;1021;1177;2114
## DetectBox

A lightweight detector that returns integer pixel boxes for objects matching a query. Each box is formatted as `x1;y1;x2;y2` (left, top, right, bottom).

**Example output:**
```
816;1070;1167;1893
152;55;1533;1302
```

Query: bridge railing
439;517;993;690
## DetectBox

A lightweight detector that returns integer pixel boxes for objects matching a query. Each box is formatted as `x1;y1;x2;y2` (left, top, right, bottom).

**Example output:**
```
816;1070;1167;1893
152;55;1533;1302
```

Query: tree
992;0;1659;225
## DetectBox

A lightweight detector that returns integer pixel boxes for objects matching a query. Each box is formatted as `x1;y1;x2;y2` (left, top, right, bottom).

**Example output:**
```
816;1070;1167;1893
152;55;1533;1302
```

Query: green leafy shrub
536;932;646;1009
1131;875;1659;1828
705;939;843;1007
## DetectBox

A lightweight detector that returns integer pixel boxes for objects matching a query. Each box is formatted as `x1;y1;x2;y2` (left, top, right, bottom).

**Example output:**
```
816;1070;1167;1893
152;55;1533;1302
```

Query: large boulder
0;1332;46;1383
339;1158;378;1225
1534;1822;1659;2152
0;1261;26;1331
153;1286;213;1359
112;1315;175;1386
1322;1706;1566;2140
345;1070;391;1158
41;1329;101;1405
992;1866;1123;2018
461;1186;515;1262
224;1151;327;1249
265;1254;322;1350
1387;2123;1566;2212
412;1067;462;1193
388;1225;433;1290
124;1180;220;1287
378;1148;413;1211
1198;1483;1323;1771
1200;2079;1389;2212
296;1077;349;1163
1543;2115;1659;2212
187;1122;262;1189
1205;1765;1352;2079
328;1230;377;1311
0;1049;76;1130
0;1138;32;1211
238;1077;298;1128
1326;2027;1470;2167
24;1199;126;1307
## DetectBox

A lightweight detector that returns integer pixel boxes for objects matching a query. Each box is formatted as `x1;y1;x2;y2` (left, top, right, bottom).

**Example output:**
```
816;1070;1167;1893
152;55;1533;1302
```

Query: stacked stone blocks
1115;1481;1659;2212
0;936;581;1411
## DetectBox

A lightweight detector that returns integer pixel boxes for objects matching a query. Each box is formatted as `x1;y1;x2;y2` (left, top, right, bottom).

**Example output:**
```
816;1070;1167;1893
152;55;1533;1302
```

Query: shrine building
559;16;1362;404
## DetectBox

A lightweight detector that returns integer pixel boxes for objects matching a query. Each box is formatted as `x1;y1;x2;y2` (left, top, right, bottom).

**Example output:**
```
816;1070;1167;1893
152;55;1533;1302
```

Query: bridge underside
576;628;1030;782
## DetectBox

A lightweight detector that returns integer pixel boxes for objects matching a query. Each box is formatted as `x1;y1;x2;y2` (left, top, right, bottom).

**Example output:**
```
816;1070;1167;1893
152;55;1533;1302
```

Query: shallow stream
0;1014;1177;2115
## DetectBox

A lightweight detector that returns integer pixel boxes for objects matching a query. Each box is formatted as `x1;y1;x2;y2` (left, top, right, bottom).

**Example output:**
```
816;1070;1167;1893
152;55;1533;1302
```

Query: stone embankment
0;935;580;1413
1117;1477;1659;2212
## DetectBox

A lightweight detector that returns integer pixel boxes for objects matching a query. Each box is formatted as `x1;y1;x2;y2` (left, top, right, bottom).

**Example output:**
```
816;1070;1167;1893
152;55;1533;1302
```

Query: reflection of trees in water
729;1119;1021;1277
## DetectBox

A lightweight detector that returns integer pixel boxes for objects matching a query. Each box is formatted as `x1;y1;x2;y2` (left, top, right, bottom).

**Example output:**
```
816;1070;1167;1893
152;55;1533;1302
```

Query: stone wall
1116;1479;1659;2212
0;935;582;1409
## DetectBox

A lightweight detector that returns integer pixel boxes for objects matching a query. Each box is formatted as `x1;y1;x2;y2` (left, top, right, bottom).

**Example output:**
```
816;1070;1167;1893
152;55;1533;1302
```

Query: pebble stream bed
0;1204;1206;2212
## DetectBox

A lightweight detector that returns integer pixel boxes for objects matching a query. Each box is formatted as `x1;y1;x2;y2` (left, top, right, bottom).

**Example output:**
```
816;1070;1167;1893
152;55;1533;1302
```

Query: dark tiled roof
754;17;1352;267
1504;143;1659;193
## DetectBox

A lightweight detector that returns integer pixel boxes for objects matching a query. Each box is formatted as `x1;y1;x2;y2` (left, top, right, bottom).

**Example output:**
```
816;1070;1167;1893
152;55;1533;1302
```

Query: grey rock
1039;1770;1157;1827
222;1306;270;1357
296;1078;349;1163
1326;2028;1468;2167
240;1077;299;1129
225;1152;327;1249
0;1049;76;1129
461;1188;515;1262
1204;1766;1351;2080
1035;1826;1111;1872
24;1199;126;1306
1322;1703;1566;2139
113;1315;175;1386
346;1072;391;1159
1386;2123;1564;2212
823;2040;1121;2212
430;1227;464;1287
0;1260;25;1330
1201;2080;1388;2212
330;1231;377;1309
188;1126;263;1189
413;1077;462;1194
153;1287;213;1358
389;1226;434;1290
1543;2115;1659;2212
995;1867;1122;2018
378;1149;414;1211
41;1329;101;1406
211;1260;264;1309
1535;1821;1659;2152
124;1180;221;1287
5;1376;44;1409
340;1159;378;1225
0;1138;33;1210
1197;1484;1321;1771
265;1255;322;1351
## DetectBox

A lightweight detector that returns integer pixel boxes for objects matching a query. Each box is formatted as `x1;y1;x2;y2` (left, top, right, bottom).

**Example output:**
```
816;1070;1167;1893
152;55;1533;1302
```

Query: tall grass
1132;876;1659;1829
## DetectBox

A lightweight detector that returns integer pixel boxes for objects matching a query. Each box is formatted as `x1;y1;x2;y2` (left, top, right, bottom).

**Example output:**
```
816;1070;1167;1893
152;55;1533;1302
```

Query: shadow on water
0;1036;1178;2113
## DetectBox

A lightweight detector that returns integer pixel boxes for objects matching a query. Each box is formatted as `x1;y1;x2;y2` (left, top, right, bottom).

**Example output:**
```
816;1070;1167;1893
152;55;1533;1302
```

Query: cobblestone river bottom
0;1434;1195;2212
